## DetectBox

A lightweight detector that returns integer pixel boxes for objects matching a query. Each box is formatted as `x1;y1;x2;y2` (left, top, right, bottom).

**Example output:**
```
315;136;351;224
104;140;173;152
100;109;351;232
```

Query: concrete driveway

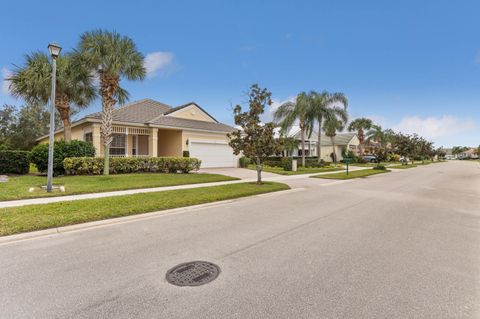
198;167;280;179
1;161;479;318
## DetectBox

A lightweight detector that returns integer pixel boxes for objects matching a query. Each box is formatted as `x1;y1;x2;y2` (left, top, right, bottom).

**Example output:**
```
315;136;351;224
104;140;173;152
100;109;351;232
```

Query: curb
0;187;300;246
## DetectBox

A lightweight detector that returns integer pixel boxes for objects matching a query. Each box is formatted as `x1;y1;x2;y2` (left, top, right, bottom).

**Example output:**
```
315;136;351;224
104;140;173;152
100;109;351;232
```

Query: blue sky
1;0;479;147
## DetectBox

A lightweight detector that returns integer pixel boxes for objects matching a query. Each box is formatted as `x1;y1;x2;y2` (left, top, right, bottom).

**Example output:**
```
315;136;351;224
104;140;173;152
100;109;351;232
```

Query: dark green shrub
239;156;251;168
0;150;30;174
281;157;292;171
63;157;202;175
373;164;387;170
29;140;96;175
183;151;190;157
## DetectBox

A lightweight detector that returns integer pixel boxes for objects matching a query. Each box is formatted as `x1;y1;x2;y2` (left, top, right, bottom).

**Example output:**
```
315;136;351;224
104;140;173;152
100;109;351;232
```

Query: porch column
148;128;158;157
125;128;129;157
92;123;102;156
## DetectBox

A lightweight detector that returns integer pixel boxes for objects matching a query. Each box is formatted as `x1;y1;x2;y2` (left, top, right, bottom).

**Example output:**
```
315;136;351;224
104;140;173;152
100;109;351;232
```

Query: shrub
0;150;30;174
29;140;95;176
63;156;202;175
281;157;292;171
373;164;387;170
388;154;401;162
183;151;190;157
239;156;251;168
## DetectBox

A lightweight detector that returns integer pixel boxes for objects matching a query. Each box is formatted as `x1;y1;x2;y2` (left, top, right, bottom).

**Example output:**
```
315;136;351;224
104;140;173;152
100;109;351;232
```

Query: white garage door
189;140;235;168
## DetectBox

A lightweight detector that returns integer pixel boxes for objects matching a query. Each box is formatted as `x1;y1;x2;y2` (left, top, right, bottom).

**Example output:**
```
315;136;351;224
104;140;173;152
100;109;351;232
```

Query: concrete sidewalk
0;166;371;208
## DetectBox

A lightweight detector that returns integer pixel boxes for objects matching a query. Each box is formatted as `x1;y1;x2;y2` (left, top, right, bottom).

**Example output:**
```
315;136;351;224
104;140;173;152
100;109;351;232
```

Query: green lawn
0;173;238;201
311;168;390;179
248;164;344;175
0;182;289;237
389;164;418;169
349;162;401;167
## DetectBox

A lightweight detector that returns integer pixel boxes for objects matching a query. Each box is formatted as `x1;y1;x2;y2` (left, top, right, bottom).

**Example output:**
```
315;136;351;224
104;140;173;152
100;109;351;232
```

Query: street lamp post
46;42;62;192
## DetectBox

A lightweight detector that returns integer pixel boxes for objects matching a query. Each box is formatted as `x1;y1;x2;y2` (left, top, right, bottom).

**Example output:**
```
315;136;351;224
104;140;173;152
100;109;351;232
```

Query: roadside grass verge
349;162;400;167
0;173;238;201
311;168;390;179
0;182;289;237
248;164;344;175
389;164;418;169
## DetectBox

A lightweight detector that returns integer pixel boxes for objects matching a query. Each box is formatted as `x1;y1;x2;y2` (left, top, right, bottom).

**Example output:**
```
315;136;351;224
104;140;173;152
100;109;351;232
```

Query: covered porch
91;125;183;158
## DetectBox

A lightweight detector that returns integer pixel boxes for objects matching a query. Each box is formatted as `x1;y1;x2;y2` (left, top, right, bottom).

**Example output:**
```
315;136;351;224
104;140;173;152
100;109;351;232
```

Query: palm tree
78;30;146;175
366;124;383;146
323;117;345;164
308;91;348;162
8;52;96;141
347;117;373;156
274;92;311;167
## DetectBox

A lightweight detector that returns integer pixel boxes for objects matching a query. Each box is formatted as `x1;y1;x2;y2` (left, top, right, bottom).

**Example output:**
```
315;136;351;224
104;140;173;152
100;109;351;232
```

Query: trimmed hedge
29;140;96;176
0;150;30;174
264;156;328;168
63;157;202;175
239;156;251;168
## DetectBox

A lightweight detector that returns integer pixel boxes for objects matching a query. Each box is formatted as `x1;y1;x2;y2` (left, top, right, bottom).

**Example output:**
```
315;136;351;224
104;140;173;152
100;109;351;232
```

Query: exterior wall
38;123;92;143
137;135;149;155
157;129;182;156
168;105;215;122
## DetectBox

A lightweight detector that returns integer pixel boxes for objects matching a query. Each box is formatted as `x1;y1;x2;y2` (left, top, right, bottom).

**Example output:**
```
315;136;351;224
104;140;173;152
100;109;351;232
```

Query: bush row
63;157;202;175
30;140;95;175
0;150;30;174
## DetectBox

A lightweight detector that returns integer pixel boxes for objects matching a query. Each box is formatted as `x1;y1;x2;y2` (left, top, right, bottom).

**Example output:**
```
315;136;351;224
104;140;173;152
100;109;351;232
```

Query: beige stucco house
37;99;238;168
282;128;360;162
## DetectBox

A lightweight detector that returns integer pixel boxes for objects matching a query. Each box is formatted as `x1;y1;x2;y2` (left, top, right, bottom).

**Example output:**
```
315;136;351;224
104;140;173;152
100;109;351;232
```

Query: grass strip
0;182;289;237
389;164;418;169
0;173;238;201
311;168;390;179
248;165;344;175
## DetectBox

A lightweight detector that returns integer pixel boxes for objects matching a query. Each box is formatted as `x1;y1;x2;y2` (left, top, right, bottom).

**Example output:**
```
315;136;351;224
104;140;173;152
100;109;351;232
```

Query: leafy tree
390;132;415;164
452;146;468;155
228;84;281;184
78;29;146;175
475;145;480;156
8;52;96;141
0;103;55;150
308;91;348;162
274;92;311;167
348;117;373;155
278;136;298;157
323;117;345;164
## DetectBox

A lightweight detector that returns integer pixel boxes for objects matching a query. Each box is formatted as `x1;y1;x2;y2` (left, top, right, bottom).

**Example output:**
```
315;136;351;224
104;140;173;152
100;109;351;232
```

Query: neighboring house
459;148;479;159
37;99;238;168
278;128;359;162
444;148;455;160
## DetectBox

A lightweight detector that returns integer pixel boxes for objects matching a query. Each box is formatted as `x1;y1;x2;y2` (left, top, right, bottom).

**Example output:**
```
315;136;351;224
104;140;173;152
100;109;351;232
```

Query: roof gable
163;102;218;123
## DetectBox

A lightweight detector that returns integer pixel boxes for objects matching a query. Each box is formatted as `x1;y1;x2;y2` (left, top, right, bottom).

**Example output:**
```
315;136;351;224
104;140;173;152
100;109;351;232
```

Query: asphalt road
1;161;479;318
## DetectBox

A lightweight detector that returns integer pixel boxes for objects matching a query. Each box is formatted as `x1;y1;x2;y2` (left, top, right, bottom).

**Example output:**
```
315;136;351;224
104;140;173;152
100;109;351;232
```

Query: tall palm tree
308;91;348;162
323;117;345;164
8;52;96;141
274;92;311;167
347;117;373;156
78;30;146;175
366;124;383;146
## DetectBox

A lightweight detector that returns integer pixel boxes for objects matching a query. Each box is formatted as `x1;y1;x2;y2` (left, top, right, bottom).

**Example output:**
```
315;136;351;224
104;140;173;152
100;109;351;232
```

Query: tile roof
82;98;234;132
289;130;357;146
86;99;172;123
149;116;235;132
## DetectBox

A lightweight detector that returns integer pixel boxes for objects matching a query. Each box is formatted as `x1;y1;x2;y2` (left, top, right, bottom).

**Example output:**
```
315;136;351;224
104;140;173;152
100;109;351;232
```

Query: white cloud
144;51;175;78
393;115;475;139
262;96;296;122
1;67;12;95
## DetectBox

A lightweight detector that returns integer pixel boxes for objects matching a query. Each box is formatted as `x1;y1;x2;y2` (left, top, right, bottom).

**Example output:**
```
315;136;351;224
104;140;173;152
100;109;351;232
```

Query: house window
109;134;126;156
84;132;93;144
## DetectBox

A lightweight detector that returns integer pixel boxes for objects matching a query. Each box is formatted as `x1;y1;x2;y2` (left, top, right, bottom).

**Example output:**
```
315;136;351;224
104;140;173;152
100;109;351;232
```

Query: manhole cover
166;261;220;287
